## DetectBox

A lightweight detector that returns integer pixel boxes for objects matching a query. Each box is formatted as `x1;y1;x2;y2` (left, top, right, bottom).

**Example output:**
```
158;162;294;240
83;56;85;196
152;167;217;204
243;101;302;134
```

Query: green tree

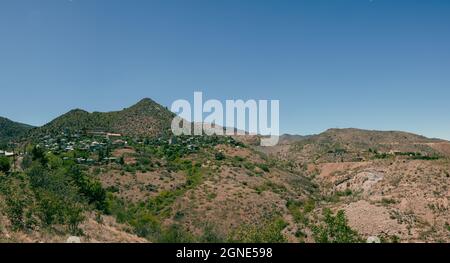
228;218;288;243
47;153;63;169
20;154;33;170
0;174;34;230
66;204;85;235
67;165;107;211
312;209;362;243
131;212;161;238
0;156;10;173
98;150;105;162
36;190;65;225
31;146;48;166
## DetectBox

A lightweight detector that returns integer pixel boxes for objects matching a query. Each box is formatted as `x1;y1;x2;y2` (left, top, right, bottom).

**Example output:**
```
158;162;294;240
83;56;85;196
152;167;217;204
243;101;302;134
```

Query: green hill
33;98;175;138
0;117;34;144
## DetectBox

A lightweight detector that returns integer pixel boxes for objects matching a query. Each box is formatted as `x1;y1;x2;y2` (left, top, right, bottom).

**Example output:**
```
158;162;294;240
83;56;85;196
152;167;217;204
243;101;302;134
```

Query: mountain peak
32;97;174;138
66;108;89;114
131;98;158;108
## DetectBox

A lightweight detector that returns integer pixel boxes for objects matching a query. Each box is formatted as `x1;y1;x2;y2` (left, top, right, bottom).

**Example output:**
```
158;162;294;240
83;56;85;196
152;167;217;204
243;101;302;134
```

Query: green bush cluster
0;147;109;235
312;209;362;243
286;199;315;226
0;156;10;173
228;217;288;243
0;169;85;234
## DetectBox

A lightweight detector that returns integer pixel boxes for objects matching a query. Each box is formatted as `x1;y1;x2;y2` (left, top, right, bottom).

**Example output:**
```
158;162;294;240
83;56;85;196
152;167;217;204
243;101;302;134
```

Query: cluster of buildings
38;131;128;154
33;130;131;165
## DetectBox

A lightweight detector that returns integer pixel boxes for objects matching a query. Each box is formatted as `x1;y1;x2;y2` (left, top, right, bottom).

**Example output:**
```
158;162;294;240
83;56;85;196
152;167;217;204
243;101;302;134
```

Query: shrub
0;157;10;173
106;185;120;193
173;211;185;221
47;153;63;169
0;174;35;230
337;189;353;197
130;212;161;238
36;190;66;226
20;154;33;170
233;156;245;162
303;199;316;213
312;209;362;243
66;204;85;235
381;198;397;206
67;165;107;211
215;152;225;161
199;225;225;243
287;200;308;225
138;157;151;166
4;194;29;230
257;163;270;173
31;146;48;166
228;218;288;243
157;224;194;243
1;162;89;233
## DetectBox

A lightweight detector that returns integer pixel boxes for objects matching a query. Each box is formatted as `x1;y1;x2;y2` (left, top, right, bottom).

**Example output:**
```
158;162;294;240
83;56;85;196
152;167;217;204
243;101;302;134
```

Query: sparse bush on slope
228;217;288;243
312;209;362;243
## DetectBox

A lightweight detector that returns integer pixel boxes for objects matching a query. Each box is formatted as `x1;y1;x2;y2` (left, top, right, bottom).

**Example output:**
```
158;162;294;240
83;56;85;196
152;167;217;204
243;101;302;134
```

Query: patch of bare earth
112;148;137;164
343;200;406;238
425;142;450;157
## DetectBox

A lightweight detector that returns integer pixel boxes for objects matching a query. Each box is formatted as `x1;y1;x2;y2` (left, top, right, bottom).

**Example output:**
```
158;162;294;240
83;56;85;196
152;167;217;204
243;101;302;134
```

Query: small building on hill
107;133;122;140
0;150;15;157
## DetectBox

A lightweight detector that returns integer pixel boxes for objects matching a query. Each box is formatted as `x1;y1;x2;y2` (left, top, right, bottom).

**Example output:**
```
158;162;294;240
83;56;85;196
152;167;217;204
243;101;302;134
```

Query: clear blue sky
1;0;449;139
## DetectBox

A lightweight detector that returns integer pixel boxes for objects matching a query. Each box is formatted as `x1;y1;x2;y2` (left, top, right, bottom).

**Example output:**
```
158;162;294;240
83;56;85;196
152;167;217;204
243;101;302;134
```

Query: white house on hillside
0;150;15;157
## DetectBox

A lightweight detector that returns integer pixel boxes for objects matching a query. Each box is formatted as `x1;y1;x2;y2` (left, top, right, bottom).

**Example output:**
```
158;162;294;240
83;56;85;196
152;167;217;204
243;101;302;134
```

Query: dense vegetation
0;146;107;235
0;116;34;144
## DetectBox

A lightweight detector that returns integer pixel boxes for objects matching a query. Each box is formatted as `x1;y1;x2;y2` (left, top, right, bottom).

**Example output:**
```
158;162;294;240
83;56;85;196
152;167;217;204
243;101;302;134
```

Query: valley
0;100;449;243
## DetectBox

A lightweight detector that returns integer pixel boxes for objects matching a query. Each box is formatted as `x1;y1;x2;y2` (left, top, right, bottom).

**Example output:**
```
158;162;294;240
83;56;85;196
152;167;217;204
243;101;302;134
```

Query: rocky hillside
31;98;174;138
261;128;447;165
1;109;449;243
0;132;319;243
258;128;450;243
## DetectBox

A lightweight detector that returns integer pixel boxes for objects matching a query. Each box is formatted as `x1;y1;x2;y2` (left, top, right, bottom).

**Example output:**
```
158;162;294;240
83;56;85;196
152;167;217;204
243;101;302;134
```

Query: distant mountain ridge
30;98;175;138
259;128;450;165
278;134;310;144
282;128;445;145
4;98;449;145
0;117;34;144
